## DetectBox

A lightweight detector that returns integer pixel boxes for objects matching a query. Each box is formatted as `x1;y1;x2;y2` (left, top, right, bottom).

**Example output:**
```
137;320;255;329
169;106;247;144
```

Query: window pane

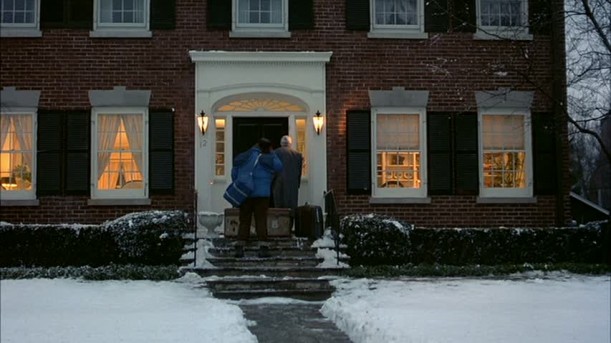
296;118;307;176
0;114;34;191
482;114;526;189
481;0;523;27
377;114;419;150
1;0;36;24
238;0;282;24
100;0;145;24
215;119;225;176
374;0;417;26
96;114;143;190
376;114;421;189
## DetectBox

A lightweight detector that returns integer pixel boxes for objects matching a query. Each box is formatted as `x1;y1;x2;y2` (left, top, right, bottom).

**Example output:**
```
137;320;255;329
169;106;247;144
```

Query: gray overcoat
272;147;303;209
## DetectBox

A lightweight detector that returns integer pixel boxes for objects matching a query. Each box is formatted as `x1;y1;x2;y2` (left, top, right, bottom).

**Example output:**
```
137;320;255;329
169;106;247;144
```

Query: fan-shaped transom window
216;95;306;113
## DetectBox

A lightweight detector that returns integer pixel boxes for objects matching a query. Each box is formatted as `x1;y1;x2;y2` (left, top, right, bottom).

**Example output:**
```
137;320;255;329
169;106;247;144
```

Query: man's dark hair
258;138;272;152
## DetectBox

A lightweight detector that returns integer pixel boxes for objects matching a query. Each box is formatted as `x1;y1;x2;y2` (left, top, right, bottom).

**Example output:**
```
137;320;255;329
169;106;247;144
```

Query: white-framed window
478;110;532;198
92;0;151;38
91;107;148;199
296;117;307;177
372;108;427;198
369;0;426;39
231;0;289;37
475;0;531;40
0;112;36;200
0;0;41;37
214;118;226;177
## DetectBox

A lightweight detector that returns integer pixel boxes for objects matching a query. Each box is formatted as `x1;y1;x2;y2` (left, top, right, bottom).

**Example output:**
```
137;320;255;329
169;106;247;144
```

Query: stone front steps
205;277;336;301
180;236;347;301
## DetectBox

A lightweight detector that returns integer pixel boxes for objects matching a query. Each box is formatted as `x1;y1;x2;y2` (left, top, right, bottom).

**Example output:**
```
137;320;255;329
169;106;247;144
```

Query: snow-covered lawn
1;273;609;343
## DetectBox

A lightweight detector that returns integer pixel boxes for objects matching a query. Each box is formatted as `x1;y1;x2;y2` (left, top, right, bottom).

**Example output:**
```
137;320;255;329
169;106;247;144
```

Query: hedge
341;214;610;266
0;210;191;267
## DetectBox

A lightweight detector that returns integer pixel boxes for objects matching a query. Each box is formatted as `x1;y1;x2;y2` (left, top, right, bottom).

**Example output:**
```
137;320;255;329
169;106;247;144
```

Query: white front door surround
190;51;332;219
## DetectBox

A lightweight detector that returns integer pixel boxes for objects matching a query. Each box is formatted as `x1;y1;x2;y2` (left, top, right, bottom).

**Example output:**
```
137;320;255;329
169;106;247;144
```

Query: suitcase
294;204;323;239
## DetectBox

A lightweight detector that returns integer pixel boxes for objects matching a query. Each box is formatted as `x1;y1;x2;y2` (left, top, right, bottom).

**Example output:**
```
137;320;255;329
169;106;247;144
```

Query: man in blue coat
232;138;283;257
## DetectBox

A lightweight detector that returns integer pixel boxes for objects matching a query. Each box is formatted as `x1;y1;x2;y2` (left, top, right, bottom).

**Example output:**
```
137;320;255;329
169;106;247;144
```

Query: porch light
313;111;324;135
197;110;209;135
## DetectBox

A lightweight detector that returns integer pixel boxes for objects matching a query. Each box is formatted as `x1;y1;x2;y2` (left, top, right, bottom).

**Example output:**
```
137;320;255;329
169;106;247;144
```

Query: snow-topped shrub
340;213;413;266
101;210;189;265
0;210;191;267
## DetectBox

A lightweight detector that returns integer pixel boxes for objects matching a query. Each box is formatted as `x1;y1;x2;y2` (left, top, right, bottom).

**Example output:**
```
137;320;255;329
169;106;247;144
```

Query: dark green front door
232;117;288;159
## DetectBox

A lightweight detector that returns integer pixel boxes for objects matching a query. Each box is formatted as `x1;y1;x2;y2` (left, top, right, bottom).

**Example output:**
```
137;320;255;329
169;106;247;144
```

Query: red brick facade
0;0;569;226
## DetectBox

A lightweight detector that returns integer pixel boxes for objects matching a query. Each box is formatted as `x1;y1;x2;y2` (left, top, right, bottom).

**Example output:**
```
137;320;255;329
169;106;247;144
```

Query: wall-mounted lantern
197;110;209;135
313;110;324;135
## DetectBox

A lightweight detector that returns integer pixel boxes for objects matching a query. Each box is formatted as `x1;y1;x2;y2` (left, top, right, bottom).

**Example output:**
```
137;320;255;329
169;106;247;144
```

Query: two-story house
0;0;568;227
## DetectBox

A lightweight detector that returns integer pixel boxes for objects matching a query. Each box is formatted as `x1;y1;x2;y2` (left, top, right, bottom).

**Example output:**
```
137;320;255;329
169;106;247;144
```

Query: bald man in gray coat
272;135;303;210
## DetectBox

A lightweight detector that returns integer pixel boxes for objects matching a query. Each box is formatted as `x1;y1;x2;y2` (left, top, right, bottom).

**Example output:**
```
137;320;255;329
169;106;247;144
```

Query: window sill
88;198;151;206
370;197;431;204
229;30;291;38
476;196;536;204
89;30;152;38
0;199;40;206
473;30;533;41
0;28;42;38
367;31;428;40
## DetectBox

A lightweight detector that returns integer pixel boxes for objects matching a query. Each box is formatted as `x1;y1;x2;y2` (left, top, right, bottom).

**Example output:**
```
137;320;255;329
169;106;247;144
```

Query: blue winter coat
232;147;283;198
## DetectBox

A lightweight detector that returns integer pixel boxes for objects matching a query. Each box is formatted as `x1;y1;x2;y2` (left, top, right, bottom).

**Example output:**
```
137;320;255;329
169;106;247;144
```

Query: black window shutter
65;112;90;195
533;112;557;194
149;110;174;194
37;111;63;196
347;110;371;194
41;0;92;29
528;0;552;35
289;0;313;30
346;0;370;31
451;0;476;32
425;0;449;33
40;0;65;28
67;0;93;28
151;0;175;30
427;113;453;194
207;0;232;29
454;113;479;194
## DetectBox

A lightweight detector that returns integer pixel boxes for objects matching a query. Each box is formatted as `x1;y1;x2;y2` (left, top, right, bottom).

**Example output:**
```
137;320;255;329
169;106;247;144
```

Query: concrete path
239;303;353;343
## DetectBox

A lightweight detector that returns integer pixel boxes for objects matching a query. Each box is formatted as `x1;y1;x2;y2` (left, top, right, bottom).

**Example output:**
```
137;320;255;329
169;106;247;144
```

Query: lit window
93;110;147;198
0;113;35;198
373;111;426;197
232;0;288;37
476;0;530;39
0;0;41;37
215;119;225;176
480;113;532;197
92;0;150;37
296;118;307;176
369;0;425;38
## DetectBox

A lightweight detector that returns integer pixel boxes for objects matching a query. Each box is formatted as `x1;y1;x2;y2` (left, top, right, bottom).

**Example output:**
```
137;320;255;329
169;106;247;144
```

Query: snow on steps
180;237;348;300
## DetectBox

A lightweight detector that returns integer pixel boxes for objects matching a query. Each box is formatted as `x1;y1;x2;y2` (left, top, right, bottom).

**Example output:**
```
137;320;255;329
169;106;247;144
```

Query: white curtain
12;114;33;173
97;115;121;188
0;115;11;155
121;114;143;181
377;114;419;150
483;115;524;150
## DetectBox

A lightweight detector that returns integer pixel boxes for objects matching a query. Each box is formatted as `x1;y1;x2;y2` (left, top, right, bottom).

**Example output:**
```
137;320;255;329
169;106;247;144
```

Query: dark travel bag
294;204;323;239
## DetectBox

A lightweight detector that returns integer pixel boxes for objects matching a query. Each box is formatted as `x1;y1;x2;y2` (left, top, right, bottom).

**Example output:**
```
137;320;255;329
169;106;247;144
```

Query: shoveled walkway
239;302;352;343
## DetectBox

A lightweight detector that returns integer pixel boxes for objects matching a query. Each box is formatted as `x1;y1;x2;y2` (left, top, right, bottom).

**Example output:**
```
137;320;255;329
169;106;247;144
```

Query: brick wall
0;0;568;226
